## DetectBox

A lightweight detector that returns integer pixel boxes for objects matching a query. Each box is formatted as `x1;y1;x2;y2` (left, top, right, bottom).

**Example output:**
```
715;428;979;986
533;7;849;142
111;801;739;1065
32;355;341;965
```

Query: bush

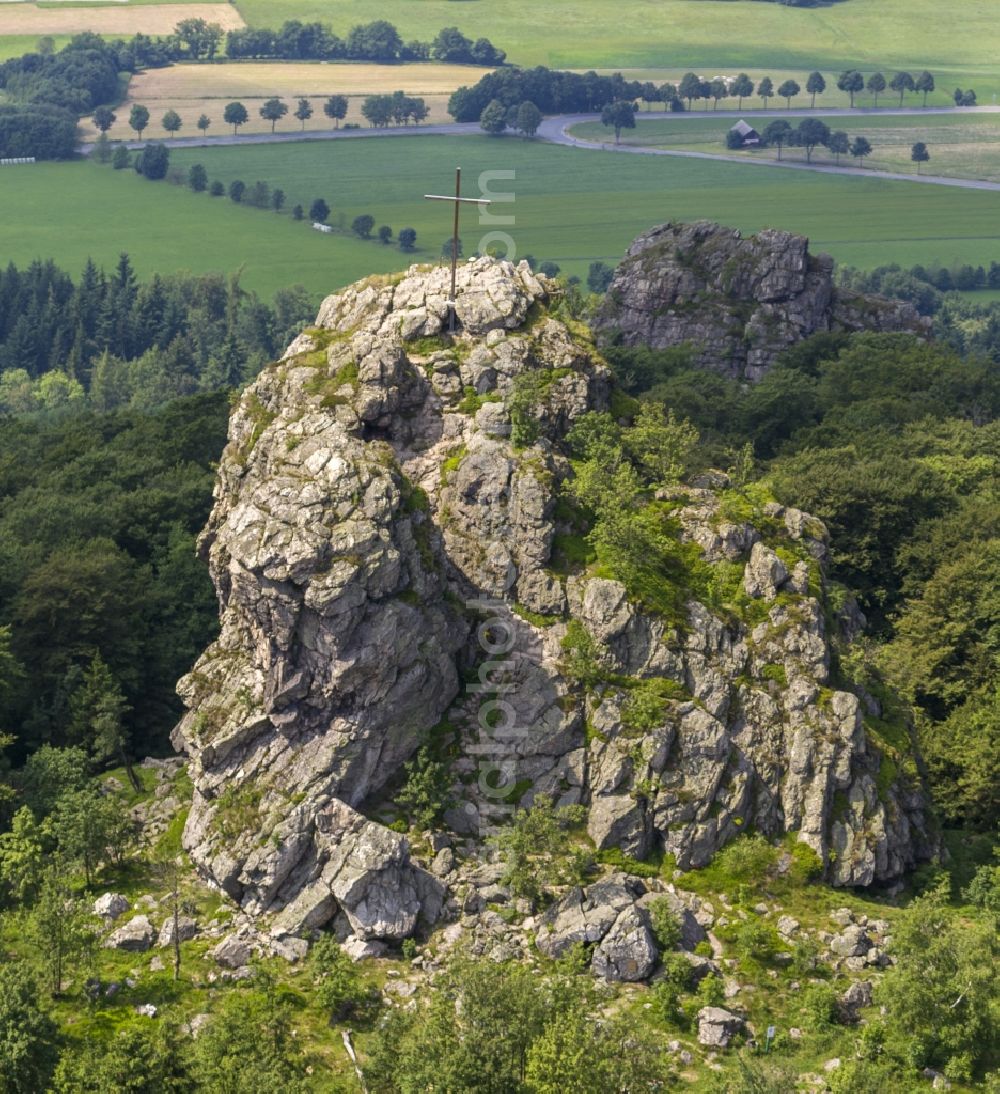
209;180;224;196
713;833;779;888
648;897;682;951
312;936;371;1021
352;214;375;238
135;142;169;180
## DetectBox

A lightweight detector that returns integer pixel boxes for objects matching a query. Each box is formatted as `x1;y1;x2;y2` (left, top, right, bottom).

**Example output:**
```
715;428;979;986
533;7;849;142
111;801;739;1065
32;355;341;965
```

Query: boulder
105;915;155;952
157;916;199;948
591;905;658;982
743;543;788;600
93;893;130;921
838;979;873;1024
211;933;255;969
697;1006;746;1048
535;873;643;958
830;925;871;958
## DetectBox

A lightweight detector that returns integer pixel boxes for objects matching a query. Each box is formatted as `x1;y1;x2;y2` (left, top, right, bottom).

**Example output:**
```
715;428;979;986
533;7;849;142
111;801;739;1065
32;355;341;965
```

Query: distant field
81;62;483;140
571;113;1000;183
0;3;243;36
234;0;1000;86
5;134;998;301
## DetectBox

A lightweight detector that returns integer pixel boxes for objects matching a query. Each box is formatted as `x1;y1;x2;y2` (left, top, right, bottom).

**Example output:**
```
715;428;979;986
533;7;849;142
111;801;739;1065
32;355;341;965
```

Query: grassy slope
573;112;1000;183
234;0;1000;79
5;137;1000;298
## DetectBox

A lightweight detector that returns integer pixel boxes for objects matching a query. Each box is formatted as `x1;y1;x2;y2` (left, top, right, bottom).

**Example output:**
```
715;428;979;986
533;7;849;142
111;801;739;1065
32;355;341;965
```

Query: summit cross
424;167;491;330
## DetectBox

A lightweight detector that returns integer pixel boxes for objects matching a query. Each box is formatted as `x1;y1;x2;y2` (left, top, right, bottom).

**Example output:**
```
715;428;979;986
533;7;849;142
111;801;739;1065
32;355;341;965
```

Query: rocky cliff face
593;221;929;380
173;256;932;943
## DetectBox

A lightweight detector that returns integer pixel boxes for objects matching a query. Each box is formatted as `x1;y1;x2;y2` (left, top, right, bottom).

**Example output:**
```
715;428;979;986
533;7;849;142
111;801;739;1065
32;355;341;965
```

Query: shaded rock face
174;256;931;936
593;221;929;380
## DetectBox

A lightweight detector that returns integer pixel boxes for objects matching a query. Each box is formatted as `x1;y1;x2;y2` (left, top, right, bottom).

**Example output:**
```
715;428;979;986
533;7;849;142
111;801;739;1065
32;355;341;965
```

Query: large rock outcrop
173;255;932;936
593;220;929;380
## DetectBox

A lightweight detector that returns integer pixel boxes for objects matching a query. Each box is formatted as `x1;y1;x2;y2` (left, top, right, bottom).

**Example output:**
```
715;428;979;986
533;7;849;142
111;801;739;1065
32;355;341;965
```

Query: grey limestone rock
172;253;933;942
593;220;929;381
93;893;130;922
105;915;155;953
697;1006;746;1048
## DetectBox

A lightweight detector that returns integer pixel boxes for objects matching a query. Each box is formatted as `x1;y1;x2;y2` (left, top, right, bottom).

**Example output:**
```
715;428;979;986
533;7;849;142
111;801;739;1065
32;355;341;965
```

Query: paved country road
90;106;1000;193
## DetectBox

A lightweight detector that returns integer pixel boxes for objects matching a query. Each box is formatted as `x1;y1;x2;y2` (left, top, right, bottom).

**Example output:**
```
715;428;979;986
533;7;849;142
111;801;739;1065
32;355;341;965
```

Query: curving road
92;106;1000;193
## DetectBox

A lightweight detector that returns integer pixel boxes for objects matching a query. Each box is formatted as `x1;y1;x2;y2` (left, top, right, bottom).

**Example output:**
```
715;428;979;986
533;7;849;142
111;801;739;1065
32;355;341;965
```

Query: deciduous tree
890;70;915;105
161;109;182;136
259;97;288;133
731;73;754;109
777;78;800;108
128;104;149;138
837;69;864;107
479;98;508;135
850;135;872;166
806;70;826;107
867;71;887;106
93;105;115;133
915;70;935;106
223;101;248;135
911;141;930;173
323;94;348;127
599;99;635;143
293;97;313;130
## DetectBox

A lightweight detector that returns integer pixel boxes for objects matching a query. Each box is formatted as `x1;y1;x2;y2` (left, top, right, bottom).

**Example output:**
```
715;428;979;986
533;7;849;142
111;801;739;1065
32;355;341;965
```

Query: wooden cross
425;167;491;330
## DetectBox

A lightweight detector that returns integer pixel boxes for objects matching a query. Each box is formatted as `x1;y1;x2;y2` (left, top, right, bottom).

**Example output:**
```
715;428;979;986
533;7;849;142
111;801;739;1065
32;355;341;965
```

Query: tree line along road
86;106;1000;194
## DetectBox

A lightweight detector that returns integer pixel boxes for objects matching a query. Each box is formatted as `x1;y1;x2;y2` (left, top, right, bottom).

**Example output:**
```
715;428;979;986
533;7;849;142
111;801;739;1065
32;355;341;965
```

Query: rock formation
173;254;933;943
593;220;929;380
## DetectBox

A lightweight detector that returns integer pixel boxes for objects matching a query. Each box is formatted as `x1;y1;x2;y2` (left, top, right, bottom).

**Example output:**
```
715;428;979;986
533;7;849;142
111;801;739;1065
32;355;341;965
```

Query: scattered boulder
535;874;644;959
591;905;658;982
210;932;254;969
697;1007;746;1048
838;979;873;1024
93;893;130;922
135;1004;158;1019
157;916;199;948
343;936;387;962
105;915;155;953
830;924;871;958
777;915;800;938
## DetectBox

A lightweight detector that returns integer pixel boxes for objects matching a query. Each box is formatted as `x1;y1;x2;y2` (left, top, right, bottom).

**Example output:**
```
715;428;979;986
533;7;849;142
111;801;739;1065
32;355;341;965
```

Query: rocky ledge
172;255;932;944
593;220;929;380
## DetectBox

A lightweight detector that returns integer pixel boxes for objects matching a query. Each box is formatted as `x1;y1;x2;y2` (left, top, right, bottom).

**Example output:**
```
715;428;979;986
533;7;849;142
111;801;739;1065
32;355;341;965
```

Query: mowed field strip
0;3;243;36
83;62;488;139
5;135;1000;300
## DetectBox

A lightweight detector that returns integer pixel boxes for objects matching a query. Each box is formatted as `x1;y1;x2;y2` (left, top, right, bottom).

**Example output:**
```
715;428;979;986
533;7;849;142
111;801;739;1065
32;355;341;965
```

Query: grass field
571;113;1000;183
232;0;1000;84
4;135;1000;300
81;62;485;140
0;3;243;37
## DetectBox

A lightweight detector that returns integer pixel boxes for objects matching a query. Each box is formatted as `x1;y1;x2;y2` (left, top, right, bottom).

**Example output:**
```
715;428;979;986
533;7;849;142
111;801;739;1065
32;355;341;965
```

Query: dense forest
0;256;315;766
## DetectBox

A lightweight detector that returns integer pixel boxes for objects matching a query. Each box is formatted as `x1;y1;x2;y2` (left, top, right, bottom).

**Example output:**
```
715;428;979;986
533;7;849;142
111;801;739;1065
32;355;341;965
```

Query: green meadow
4;135;1000;299
235;0;1000;83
